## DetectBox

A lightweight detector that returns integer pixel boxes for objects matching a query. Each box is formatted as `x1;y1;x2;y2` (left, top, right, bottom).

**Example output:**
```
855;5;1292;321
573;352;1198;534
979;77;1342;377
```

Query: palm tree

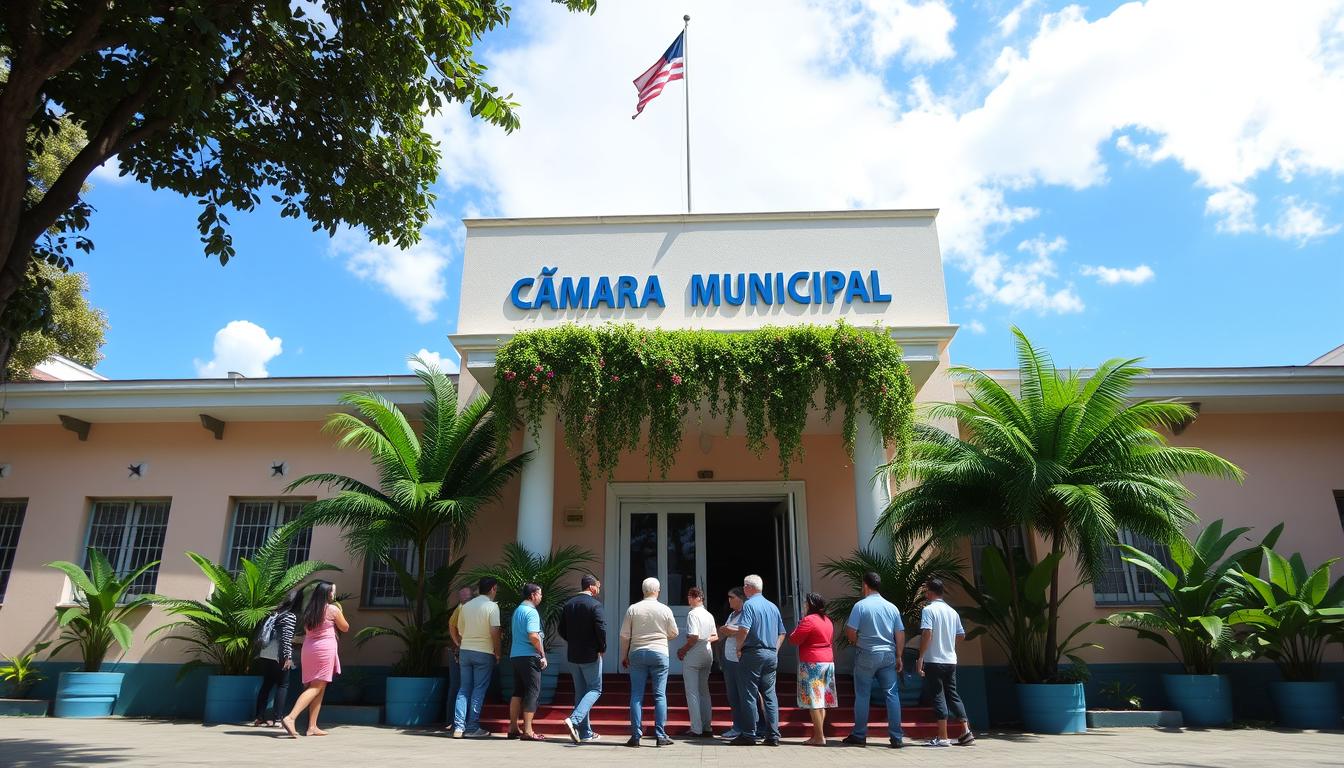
877;328;1243;680
820;540;964;647
463;543;596;651
289;359;530;673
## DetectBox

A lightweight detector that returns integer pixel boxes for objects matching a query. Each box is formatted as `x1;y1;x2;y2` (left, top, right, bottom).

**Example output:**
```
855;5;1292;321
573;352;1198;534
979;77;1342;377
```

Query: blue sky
76;0;1344;379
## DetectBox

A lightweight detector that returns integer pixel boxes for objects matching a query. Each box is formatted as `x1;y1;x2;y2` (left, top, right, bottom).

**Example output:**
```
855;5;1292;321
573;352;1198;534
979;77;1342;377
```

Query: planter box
1017;682;1087;734
1272;681;1342;730
1086;710;1183;728
54;671;124;718
0;699;50;717
1163;674;1232;727
203;675;262;725
299;704;382;727
384;676;445;727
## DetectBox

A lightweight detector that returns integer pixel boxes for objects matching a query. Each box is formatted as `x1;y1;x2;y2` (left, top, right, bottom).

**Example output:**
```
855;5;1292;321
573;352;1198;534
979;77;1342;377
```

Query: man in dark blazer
559;573;607;744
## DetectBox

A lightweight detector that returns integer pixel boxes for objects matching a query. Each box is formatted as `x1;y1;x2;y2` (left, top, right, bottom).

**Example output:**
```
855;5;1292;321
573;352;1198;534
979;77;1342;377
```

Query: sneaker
655;737;674;747
889;738;905;749
761;737;780;747
842;734;867;746
564;718;580;745
452;729;464;739
464;728;492;739
729;735;757;746
925;738;950;748
720;729;741;740
956;731;976;745
581;734;603;743
624;736;641;748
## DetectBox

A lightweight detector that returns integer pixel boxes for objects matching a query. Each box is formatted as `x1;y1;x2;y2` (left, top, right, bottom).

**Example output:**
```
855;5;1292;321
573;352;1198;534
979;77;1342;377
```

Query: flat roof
463;208;940;229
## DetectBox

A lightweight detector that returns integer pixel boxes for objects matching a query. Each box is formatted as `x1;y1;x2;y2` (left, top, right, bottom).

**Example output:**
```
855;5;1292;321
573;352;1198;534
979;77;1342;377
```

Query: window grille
969;526;1029;590
226;500;312;571
365;526;452;607
1093;530;1175;605
0;499;27;602
84;500;171;597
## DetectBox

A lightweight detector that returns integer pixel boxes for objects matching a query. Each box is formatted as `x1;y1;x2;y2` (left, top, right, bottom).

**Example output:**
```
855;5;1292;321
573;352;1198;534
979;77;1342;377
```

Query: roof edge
463;208;940;229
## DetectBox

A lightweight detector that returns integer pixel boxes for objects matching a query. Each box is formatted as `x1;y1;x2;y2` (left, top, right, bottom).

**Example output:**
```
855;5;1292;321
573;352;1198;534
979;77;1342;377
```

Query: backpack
255;613;279;650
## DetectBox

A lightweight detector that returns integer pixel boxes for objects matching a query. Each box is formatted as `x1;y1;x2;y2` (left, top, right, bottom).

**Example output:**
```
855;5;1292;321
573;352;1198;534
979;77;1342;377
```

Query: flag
632;31;685;119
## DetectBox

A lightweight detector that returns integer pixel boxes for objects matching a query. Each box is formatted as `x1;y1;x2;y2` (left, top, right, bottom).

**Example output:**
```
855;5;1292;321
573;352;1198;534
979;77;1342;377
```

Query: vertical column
852;412;893;553
516;405;556;555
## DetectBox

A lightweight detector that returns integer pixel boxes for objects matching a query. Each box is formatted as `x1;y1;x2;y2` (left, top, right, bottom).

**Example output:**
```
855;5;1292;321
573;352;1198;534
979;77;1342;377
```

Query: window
84;500;171;597
0;499;27;603
970;527;1029;590
226;499;312;571
1335;491;1344;534
1093;530;1175;605
365;526;451;607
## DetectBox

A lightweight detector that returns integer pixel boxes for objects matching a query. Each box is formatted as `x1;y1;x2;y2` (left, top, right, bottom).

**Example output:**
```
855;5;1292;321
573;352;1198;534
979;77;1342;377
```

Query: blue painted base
1017;682;1087;734
53;672;124;718
299;704;382;727
0;699;50;716
1162;674;1233;727
384;676;445;726
203;675;262;725
1271;681;1342;730
1086;709;1182;728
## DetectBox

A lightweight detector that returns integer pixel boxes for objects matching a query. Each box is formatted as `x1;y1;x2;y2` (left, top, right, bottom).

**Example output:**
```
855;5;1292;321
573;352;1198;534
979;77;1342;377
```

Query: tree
5;263;107;380
877;327;1244;679
289;359;530;673
820;540;963;648
0;1;597;369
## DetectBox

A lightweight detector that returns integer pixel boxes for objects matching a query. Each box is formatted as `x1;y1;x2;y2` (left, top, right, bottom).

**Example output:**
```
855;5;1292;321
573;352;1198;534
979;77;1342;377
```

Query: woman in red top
788;592;838;746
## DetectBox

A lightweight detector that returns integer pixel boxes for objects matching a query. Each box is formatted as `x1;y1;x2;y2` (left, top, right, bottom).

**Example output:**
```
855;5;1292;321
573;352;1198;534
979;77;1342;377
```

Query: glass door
619;501;706;674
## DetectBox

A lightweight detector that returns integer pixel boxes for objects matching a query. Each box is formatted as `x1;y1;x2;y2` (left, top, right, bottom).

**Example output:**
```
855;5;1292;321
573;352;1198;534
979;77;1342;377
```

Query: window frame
362;526;453;608
0;498;28;604
224;498;314;572
1093;529;1174;606
969;526;1031;591
82;498;172;599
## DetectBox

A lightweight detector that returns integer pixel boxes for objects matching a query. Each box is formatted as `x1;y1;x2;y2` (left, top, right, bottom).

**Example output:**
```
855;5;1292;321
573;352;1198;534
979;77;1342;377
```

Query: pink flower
598;358;605;368
504;371;516;381
655;383;663;390
546;370;555;379
534;364;543;372
529;374;538;382
611;375;620;382
671;374;683;386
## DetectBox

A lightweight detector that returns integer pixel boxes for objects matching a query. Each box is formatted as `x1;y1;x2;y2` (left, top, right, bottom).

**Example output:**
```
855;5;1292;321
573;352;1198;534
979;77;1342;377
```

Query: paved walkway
2;718;1341;767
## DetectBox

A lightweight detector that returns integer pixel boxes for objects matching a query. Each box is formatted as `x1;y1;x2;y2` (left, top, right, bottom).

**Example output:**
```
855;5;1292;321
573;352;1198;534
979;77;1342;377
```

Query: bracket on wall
58;415;91;441
199;414;226;440
1171;402;1201;435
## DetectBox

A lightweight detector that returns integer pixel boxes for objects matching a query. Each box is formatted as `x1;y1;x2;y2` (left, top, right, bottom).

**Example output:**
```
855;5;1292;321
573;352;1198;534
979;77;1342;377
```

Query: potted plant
1102;519;1280;726
45;548;159;717
464;543;595;703
0;641;51;716
151;525;338;724
877;328;1244;732
820;540;963;703
291;359;531;726
1230;547;1344;729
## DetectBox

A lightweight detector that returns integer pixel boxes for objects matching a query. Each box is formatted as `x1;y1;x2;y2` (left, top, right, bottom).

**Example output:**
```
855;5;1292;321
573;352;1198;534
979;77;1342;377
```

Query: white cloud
965;319;987;334
858;0;957;65
331;231;452;322
408;348;461;374
89;159;131;185
430;0;1344;311
1081;264;1156;286
998;0;1039;37
194;321;283;378
1268;197;1341;245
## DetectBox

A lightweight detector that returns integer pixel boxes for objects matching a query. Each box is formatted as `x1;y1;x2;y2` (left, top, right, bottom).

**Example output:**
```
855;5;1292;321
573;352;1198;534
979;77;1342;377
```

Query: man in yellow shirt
450;577;501;738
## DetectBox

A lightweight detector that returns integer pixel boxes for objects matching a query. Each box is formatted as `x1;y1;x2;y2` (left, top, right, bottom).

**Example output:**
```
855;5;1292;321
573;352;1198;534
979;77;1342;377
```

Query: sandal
521;732;548;742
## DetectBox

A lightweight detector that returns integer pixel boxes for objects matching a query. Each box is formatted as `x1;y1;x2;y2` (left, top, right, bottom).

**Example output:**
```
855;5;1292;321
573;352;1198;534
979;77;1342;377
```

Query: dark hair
687;586;704;601
728;587;745;601
805;592;827;616
275;588;302;616
926;578;946;597
478;576;498;595
302;581;334;630
580;574;599;590
521;582;541;602
862;571;882;591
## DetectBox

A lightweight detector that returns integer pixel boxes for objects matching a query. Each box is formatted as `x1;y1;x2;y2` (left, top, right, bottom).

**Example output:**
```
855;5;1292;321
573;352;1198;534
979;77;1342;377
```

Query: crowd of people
253;572;975;749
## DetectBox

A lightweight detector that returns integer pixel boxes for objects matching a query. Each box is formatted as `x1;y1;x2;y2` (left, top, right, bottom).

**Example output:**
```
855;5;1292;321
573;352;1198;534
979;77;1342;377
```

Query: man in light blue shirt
729;574;785;746
843;571;905;748
916;578;973;747
507;583;547;740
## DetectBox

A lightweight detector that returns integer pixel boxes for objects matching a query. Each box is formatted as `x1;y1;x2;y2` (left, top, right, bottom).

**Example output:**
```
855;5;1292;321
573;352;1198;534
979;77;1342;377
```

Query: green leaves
820;541;964;643
1230;548;1344;681
44;548;161;671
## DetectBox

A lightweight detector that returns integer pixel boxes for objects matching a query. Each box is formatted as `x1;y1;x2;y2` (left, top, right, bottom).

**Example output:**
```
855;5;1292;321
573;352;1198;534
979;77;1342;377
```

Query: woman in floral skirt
788;592;838;746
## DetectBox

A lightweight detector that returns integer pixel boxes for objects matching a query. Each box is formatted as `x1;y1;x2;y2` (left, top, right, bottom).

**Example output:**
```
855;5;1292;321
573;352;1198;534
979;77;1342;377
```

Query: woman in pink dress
281;581;348;738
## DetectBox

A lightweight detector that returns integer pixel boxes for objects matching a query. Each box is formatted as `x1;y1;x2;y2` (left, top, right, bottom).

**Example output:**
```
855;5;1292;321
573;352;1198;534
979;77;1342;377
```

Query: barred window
226;499;312;571
0;499;27;603
365;526;451;607
84;500;171;597
1093;530;1175;605
970;527;1029;590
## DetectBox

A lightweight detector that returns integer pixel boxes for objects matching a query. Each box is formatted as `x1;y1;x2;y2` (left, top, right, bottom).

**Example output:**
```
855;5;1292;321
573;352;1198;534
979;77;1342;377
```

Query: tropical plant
1098;680;1142;711
150;526;339;677
45;548;159;672
290;360;529;675
354;556;465;676
1102;519;1281;674
878;327;1243;679
463;543;596;651
0;641;51;698
959;547;1100;683
1229;548;1344;682
820;539;964;646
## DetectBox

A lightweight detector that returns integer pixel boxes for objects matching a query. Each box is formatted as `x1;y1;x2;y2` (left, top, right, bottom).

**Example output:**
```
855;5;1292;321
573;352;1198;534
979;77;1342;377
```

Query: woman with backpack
281;581;348;738
253;589;301;727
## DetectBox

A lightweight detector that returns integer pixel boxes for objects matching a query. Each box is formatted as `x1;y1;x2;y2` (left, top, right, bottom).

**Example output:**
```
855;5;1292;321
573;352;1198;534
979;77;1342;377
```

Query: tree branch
4;0;44;66
33;0;113;77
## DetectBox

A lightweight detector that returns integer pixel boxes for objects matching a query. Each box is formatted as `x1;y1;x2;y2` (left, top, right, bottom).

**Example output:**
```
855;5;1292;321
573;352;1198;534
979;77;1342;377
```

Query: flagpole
683;14;692;214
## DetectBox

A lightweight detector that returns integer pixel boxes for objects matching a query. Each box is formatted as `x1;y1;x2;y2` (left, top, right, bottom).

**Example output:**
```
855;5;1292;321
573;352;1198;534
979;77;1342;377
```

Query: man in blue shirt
507;582;548;740
729;574;785;746
843;571;905;748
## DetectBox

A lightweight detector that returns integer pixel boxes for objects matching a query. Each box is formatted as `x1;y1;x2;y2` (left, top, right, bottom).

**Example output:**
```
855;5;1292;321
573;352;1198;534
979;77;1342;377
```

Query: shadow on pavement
1;737;131;768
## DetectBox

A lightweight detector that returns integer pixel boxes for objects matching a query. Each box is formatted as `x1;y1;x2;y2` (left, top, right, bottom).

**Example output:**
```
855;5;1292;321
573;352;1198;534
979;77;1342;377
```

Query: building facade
1;210;1341;723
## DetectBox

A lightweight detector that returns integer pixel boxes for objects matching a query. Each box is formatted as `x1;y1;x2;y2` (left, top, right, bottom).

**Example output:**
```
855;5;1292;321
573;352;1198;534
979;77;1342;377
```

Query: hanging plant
493;322;915;497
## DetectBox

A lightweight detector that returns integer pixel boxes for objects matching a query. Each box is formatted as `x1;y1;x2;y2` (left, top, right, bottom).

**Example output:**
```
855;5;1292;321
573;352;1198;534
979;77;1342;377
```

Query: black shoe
624;737;641;748
729;735;757;746
889;738;904;749
507;730;521;740
762;737;780;747
842;735;866;746
656;738;674;747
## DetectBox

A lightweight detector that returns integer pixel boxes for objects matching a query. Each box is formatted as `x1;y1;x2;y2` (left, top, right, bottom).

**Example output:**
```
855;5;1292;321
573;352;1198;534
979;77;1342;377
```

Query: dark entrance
704;500;799;630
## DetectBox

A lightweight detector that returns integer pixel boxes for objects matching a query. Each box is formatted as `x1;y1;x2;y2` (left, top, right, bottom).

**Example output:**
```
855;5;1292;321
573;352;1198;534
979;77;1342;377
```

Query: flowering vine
493;322;915;498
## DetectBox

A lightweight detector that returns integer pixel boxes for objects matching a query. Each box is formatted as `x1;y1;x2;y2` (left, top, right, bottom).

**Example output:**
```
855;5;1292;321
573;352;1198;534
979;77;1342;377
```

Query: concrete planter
54;672;124;718
0;699;50;717
1017;682;1087;734
203;675;262;725
1086;710;1183;728
1271;681;1342;730
1162;674;1233;727
384;676;445;726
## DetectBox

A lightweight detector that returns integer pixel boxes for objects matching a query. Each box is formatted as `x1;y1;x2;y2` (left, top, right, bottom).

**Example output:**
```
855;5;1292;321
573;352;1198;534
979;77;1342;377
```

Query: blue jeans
627;648;669;740
453;650;495;732
723;659;743;733
852;649;903;740
446;651;462;718
567;657;604;739
739;648;780;740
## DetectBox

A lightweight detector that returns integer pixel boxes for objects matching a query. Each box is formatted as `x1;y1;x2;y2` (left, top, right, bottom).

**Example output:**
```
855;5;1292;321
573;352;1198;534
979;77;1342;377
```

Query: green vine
493;322;915;498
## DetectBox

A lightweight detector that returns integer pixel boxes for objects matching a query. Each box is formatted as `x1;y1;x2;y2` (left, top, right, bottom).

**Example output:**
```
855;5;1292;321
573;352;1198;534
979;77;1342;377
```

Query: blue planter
1271;681;1342;730
54;672;124;718
203;675;262;725
384;676;445;726
1162;674;1233;727
1017;682;1086;734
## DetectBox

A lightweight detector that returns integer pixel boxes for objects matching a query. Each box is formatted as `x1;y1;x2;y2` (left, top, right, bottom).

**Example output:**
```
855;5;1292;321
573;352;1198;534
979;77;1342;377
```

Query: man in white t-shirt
915;578;974;747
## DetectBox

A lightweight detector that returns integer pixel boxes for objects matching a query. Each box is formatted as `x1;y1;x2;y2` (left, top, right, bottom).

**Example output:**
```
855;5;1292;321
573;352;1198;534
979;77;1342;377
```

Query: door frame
602;481;812;666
